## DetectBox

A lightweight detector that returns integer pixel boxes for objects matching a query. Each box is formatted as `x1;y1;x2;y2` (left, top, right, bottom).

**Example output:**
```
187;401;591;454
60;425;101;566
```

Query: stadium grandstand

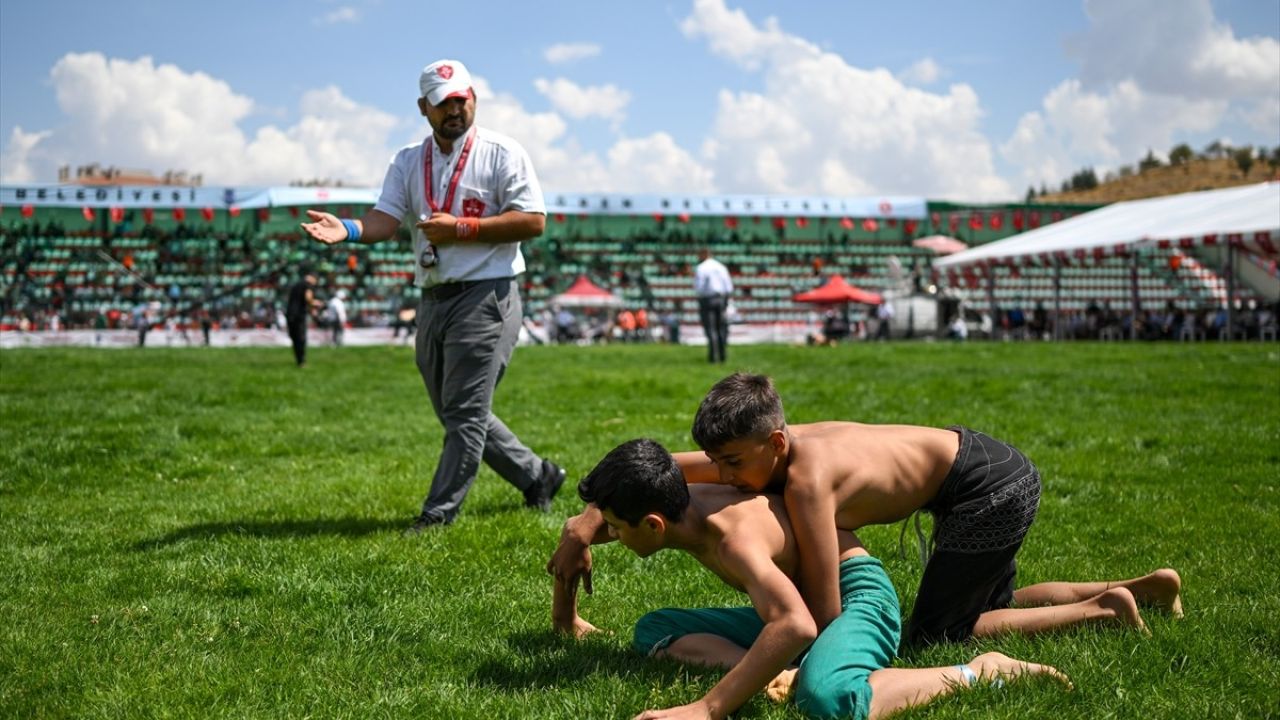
1;180;1276;345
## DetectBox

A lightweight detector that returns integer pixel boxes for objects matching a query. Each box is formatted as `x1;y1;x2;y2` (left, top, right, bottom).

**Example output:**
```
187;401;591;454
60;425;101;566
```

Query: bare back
786;421;960;530
686;485;865;592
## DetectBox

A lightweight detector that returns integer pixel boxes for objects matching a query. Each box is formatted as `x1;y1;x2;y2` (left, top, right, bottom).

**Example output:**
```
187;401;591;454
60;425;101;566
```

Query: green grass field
2;342;1278;719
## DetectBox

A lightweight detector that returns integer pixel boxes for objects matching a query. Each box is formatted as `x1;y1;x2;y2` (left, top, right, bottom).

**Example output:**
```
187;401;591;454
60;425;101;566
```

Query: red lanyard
423;129;476;215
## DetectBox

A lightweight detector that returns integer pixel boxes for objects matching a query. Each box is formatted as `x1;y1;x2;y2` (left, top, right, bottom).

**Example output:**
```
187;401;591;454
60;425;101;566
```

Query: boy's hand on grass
547;537;594;594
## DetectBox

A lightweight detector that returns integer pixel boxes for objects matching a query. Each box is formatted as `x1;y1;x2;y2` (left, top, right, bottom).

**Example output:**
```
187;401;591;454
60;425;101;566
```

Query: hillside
1036;157;1278;204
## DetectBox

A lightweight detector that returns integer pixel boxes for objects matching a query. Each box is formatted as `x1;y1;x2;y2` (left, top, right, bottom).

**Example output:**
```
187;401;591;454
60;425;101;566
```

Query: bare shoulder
786;422;870;491
700;490;789;551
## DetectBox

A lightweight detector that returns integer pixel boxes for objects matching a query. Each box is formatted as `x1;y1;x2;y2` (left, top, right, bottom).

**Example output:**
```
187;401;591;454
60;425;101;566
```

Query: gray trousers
415;277;542;521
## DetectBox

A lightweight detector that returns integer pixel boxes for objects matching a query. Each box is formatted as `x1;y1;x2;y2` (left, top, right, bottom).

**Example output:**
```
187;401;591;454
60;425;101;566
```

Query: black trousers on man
286;316;308;366
697;295;729;364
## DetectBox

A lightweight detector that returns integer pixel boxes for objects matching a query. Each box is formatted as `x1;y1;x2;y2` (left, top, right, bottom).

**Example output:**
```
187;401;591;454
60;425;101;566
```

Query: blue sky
1;0;1276;201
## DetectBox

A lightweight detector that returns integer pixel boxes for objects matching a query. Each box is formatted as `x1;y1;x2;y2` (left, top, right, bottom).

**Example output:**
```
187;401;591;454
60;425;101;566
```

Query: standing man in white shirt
300;59;565;532
693;247;734;364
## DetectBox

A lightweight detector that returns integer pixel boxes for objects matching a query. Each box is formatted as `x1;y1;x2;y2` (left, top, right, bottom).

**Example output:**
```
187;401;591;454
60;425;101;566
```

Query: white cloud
606;133;715;193
0;51;712;194
0;52;403;186
0;127;52;183
1240;98;1280;140
315;6;360;25
544;43;602;65
898;57;943;86
533;77;631;123
1069;0;1279;100
478;78;712;193
1003;0;1275;190
1001;80;1225;189
681;0;1011;200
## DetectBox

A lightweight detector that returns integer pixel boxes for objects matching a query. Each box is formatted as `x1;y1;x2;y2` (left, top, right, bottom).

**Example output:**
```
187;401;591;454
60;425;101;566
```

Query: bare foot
570;616;603;639
1095;587;1149;635
553;615;604;639
968;652;1074;691
765;668;797;703
1127;568;1183;618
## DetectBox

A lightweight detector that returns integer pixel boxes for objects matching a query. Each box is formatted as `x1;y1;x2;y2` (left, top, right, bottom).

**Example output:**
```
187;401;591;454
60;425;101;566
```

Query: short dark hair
577;438;689;526
691;372;786;451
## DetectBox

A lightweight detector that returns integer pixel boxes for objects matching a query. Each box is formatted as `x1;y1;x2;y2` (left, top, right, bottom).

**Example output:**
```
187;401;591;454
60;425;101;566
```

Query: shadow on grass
133;516;405;549
471;629;699;690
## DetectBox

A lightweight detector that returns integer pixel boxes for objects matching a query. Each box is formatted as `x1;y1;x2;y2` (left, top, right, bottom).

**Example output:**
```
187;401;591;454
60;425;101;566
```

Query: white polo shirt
694;257;734;298
373;126;545;288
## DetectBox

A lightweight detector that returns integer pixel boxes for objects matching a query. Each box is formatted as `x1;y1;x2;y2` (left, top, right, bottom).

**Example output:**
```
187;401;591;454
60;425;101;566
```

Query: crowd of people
942;297;1278;342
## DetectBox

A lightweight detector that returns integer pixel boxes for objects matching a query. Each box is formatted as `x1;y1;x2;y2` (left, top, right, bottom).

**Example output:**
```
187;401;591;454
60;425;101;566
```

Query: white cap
419;59;473;106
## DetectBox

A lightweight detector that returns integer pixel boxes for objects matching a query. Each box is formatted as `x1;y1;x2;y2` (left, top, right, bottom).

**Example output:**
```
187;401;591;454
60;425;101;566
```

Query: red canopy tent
793;274;883;305
552;275;623;308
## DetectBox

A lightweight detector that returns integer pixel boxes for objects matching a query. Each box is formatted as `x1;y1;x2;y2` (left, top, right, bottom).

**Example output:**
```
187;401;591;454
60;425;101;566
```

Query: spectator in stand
661;303;681;345
694;247;733;364
555;306;579;343
299;58;564;532
131;299;151;347
615;308;636;342
285;273;322;367
875;300;895;341
197;305;213;346
326;289;348;347
635;306;650;342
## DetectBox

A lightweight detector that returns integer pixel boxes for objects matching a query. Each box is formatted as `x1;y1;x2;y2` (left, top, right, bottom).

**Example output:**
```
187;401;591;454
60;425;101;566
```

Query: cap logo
438;65;454;80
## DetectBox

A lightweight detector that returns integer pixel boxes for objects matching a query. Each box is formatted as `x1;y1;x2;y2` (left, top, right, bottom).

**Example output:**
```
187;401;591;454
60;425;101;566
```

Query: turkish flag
288;207;300;219
109;207;125;223
554;213;566;223
989;212;1003;230
258;207;271;222
20;204;34;219
968;213;983;230
1051;211;1064;223
1012;210;1025;230
949;215;960;233
862;218;878;232
904;219;918;235
229;206;242;217
839;217;854;230
796;217;809;228
1029;211;1041;228
652;213;665;223
887;218;898;228
677;213;691;224
931;212;941;227
82;206;95;222
172;207;186;221
143;208;155;224
1169;255;1183;271
772;217;787;229
724;216;739;229
201;207;215;222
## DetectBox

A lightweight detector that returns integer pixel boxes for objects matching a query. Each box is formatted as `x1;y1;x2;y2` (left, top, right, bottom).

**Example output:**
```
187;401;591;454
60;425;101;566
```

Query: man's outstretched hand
300;210;348;245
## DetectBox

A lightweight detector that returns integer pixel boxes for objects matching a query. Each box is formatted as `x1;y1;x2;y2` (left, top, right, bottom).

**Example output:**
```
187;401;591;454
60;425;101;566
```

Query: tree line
1027;142;1280;201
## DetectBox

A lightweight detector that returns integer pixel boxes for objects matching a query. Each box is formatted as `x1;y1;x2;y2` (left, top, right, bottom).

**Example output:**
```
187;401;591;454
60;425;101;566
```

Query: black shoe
524;460;566;512
403;512;450;536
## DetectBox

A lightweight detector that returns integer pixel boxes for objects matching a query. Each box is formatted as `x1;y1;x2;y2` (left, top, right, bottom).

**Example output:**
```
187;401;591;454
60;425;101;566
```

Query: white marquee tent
935;182;1279;270
934;182;1279;340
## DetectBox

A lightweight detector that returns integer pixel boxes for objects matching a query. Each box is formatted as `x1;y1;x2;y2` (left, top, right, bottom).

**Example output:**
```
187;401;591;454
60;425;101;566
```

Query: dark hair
691;372;786;451
577;438;689;526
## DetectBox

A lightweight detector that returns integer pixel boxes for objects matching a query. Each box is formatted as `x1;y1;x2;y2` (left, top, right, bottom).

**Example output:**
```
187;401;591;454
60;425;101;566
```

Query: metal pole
1053;259;1062;341
1225;242;1236;340
1129;249;1141;341
986;266;998;340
